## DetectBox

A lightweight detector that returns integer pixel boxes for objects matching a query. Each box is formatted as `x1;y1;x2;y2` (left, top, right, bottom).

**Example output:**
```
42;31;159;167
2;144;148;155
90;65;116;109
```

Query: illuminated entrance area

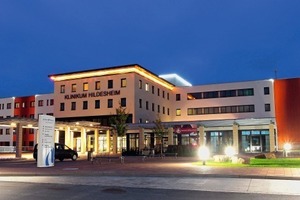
206;131;233;154
240;130;270;153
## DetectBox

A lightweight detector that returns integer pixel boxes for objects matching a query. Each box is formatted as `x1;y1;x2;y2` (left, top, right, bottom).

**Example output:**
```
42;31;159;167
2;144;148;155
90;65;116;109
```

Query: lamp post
283;143;292;157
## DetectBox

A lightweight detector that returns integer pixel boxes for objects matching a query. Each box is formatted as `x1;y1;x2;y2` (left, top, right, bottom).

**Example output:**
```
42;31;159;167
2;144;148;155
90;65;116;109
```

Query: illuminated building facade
0;94;54;151
1;64;299;155
49;64;278;155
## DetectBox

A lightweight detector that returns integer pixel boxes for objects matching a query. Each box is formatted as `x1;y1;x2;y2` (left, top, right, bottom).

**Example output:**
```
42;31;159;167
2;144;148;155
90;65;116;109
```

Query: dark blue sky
1;1;300;97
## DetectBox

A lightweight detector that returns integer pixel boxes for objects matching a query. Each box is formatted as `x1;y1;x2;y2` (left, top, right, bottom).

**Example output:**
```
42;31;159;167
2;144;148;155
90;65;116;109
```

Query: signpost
37;115;55;167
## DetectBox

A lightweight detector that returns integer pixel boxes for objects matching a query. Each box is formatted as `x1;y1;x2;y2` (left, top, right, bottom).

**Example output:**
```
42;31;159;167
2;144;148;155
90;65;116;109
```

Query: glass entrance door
251;135;261;152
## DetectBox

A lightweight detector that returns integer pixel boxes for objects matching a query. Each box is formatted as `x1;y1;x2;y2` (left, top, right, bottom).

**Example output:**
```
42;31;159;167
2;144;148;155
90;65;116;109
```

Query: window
121;78;127;88
60;85;65;93
95;81;101;90
108;99;113;108
167;93;169;100
139;80;142;89
71;102;76;110
22;102;26;108
264;87;270;95
152;86;155;94
29;114;34;119
108;80;113;89
157;105;160;113
95;100;100;109
38;100;43;107
83;101;88;110
6;129;10;135
145;83;149;91
187;92;202;100
220;90;236;98
152;103;155;112
30;101;35;107
167;108;170;115
0;129;2;135
139;99;142;108
7;103;11;109
238;88;254;96
15;103;20;108
72;84;77;92
203;91;219;99
50;99;54;106
157;88;160;96
121;98;126;107
265;104;271;112
176;94;181;101
146;101;149;110
176;109;181;116
60;103;65;111
83;82;88;91
163;106;165;114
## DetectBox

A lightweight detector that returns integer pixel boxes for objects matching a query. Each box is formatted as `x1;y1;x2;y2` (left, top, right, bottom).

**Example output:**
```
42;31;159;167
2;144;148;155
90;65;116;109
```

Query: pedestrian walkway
1;154;300;180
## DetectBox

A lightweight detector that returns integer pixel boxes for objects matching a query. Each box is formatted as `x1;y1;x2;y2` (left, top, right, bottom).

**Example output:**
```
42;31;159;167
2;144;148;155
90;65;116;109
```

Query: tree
110;102;129;154
152;116;168;157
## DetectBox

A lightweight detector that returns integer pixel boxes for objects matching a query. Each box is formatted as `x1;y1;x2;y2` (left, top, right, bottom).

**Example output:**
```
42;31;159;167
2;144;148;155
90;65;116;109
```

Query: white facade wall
34;93;54;119
0;97;14;145
133;73;173;123
53;72;173;124
172;79;275;121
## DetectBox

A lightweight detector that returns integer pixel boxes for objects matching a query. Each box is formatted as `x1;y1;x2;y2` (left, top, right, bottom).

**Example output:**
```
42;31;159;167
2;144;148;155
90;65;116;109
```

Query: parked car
33;143;78;161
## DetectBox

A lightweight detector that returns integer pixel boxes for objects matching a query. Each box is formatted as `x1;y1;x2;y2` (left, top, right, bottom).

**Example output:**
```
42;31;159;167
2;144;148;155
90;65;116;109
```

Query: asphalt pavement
1;153;300;196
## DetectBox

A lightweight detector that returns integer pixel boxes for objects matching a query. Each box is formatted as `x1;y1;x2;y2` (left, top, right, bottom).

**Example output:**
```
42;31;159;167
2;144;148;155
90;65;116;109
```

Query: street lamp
283;143;292;157
225;146;236;158
198;146;210;165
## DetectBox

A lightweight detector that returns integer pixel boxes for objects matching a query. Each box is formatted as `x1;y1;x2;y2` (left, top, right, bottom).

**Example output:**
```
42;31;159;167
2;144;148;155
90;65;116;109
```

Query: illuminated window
72;84;77;92
95;81;101;90
121;78;127;88
15;103;20;108
176;109;181;116
60;85;65;93
145;83;149;91
83;82;88;91
22;102;26;108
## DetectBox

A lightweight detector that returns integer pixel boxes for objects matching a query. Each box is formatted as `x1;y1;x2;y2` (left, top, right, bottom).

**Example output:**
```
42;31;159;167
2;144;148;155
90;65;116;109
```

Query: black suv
33;143;78;161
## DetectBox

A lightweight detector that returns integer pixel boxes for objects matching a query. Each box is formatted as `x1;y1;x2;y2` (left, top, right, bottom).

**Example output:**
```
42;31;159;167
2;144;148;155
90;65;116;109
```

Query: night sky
1;0;300;98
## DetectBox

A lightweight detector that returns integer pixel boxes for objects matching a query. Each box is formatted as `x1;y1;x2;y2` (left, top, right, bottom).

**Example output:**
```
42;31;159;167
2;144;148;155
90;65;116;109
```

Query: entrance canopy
0;117;110;130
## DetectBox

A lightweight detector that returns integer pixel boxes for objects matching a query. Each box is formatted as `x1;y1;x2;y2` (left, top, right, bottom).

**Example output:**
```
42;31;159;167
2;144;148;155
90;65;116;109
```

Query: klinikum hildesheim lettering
64;90;120;100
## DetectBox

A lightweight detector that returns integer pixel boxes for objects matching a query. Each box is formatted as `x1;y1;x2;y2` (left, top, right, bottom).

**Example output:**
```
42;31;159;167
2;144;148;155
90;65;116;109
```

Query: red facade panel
274;78;300;149
13;96;35;146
